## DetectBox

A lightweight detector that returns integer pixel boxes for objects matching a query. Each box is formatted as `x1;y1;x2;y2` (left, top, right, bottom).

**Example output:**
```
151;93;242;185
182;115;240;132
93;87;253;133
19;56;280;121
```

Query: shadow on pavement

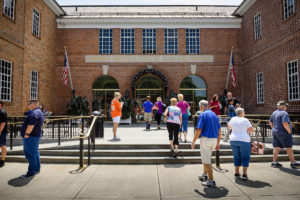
194;186;229;198
8;176;34;187
279;167;300;176
164;163;185;168
235;178;272;188
69;166;88;174
213;166;229;173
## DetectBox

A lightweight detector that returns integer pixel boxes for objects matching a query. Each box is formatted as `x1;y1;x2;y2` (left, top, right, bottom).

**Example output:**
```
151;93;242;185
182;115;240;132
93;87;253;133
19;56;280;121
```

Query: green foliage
67;96;89;115
120;96;138;119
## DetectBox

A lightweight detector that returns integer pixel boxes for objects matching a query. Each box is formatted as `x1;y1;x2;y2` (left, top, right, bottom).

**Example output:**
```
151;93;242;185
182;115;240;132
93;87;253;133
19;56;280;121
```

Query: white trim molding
57;18;242;29
234;0;257;16
43;0;65;16
85;55;214;63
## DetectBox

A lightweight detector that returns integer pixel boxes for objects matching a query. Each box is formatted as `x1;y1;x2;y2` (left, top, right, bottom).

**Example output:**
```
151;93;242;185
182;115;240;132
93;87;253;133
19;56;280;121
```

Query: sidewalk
0;162;299;199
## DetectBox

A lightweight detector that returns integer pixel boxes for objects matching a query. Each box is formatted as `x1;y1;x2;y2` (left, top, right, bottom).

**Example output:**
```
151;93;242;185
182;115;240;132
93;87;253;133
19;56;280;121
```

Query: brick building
0;0;299;116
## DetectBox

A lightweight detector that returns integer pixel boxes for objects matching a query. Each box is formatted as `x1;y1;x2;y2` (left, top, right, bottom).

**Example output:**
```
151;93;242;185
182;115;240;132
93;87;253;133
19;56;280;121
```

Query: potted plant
119;96;138;124
67;96;89;115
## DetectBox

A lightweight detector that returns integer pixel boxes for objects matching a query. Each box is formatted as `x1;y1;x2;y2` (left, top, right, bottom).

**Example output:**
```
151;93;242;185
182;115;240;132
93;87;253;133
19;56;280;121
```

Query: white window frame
283;0;295;20
3;0;15;20
32;8;40;37
99;29;113;54
186;29;200;54
30;70;38;100
287;59;300;101
142;29;156;54
256;72;264;104
120;29;135;54
253;13;261;40
0;59;12;102
164;29;178;54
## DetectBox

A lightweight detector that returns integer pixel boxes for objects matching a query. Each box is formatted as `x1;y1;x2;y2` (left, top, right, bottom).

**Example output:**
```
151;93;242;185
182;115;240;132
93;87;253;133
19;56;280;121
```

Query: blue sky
56;0;243;6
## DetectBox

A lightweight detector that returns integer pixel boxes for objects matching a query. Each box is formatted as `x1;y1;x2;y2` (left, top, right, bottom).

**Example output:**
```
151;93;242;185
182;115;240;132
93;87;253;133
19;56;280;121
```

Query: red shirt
210;100;221;116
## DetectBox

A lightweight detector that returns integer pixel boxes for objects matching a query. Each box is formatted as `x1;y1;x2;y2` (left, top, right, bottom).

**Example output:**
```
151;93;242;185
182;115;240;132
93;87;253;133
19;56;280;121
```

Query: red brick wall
0;0;25;116
240;0;300;114
54;28;241;114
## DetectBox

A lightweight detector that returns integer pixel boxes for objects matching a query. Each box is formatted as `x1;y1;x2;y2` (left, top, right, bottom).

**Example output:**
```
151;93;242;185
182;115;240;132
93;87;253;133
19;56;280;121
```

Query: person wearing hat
269;101;300;168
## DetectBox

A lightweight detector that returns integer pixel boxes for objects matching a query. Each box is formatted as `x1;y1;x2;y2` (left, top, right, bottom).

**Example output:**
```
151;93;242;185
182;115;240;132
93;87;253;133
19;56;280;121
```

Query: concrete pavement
0;162;299;199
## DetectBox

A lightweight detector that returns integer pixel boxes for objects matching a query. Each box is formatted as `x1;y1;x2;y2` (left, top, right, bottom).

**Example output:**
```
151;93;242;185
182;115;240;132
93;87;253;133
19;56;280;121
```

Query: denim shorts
273;133;293;148
0;133;6;146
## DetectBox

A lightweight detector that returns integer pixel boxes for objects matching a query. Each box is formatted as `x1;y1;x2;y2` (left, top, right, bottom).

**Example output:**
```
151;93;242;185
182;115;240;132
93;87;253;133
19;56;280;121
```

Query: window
287;60;299;101
3;0;15;20
99;29;112;54
186;29;200;54
164;29;178;54
120;29;134;54
32;8;40;37
283;0;295;20
30;71;38;100
254;13;261;40
256;72;264;104
142;29;156;54
0;59;12;101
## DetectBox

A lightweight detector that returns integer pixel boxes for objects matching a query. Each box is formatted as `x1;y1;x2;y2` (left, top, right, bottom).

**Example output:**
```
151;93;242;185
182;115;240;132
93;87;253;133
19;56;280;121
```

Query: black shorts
272;133;293;148
0;133;6;146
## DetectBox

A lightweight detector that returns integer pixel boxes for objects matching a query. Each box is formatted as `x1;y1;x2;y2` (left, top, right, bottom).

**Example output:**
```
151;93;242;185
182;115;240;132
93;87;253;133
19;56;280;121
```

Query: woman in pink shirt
209;94;221;116
177;94;190;143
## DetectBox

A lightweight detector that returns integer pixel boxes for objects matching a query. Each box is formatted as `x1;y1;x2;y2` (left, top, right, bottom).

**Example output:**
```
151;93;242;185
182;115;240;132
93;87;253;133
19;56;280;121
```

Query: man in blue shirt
269;101;300;169
191;100;221;187
20;100;44;178
142;96;153;131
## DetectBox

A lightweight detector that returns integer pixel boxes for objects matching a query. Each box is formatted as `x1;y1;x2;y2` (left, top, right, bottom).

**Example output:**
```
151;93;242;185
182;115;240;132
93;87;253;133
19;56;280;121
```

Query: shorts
272;133;293;148
112;116;120;123
0;133;6;146
200;137;217;164
144;112;152;122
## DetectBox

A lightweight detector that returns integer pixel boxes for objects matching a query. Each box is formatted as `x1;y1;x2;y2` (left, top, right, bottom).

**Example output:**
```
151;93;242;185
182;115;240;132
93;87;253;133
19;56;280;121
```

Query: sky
56;0;244;6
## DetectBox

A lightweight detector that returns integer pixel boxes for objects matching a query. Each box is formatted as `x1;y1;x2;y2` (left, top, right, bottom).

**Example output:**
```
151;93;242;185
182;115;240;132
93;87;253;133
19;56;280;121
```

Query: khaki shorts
144;112;152;122
200;137;217;164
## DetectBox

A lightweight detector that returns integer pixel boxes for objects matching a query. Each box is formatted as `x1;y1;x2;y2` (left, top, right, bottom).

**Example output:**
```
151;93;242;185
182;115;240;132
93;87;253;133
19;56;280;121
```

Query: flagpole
225;47;234;91
64;46;75;97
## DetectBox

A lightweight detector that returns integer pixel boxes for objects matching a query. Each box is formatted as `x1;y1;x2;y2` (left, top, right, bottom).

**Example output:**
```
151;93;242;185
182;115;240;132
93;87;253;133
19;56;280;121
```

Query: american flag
230;51;237;88
62;52;69;86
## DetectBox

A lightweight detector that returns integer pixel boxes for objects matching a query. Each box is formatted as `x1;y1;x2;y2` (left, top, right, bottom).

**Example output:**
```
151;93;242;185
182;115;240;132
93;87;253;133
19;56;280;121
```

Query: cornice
43;0;65;16
233;0;257;16
57;18;242;28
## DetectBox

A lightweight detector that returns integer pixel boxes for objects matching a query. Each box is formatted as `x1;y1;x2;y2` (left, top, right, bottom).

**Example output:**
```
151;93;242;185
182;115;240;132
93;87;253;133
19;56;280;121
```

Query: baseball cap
277;101;289;106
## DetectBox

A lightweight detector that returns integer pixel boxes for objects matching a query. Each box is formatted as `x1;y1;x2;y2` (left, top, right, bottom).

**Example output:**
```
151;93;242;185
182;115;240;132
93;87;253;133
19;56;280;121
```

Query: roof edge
43;0;66;16
233;0;256;16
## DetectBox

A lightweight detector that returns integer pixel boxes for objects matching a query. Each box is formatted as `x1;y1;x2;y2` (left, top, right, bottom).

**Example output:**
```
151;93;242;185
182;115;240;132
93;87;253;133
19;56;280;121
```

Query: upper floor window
186;29;200;54
121;29;134;54
0;59;12;101
32;8;40;37
283;0;295;20
30;70;38;100
99;29;112;54
164;29;178;54
143;29;156;54
254;13;261;40
3;0;15;20
256;72;264;104
287;60;299;101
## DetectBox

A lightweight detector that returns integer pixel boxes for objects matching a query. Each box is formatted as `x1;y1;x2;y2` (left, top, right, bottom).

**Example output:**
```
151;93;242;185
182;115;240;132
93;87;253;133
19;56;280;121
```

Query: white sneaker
202;180;216;187
113;136;120;141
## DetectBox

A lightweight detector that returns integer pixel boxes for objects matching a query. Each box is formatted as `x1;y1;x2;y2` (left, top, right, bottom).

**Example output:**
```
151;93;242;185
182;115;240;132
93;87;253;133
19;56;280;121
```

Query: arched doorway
180;75;207;114
92;76;119;119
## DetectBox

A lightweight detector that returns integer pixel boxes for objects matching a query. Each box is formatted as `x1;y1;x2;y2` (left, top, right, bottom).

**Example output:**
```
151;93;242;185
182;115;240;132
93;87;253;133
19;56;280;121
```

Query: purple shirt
177;101;190;114
155;102;163;114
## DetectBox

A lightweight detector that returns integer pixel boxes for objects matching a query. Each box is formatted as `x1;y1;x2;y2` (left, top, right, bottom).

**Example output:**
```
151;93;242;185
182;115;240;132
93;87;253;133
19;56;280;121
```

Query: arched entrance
180;75;207;114
131;69;168;106
92;76;119;119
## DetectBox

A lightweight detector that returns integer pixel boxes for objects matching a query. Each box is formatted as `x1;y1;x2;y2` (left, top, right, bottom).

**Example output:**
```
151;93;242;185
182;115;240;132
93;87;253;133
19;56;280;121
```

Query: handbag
250;122;265;155
187;108;191;116
163;106;169;123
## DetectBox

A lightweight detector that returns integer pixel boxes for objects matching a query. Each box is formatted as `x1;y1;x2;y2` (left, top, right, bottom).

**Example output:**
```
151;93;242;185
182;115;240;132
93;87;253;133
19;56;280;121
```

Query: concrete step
5;154;300;164
7;149;300;157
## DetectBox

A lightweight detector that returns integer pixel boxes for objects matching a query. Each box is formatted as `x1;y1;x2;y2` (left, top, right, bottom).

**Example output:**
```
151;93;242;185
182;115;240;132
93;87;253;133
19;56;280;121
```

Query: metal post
52;122;55;138
88;137;91;165
79;133;84;169
58;121;61;146
10;124;13;150
82;118;85;134
216;150;220;167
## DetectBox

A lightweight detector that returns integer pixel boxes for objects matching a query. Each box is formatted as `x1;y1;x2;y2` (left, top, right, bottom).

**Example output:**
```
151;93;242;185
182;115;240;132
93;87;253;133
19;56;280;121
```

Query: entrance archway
92;76;119;119
180;75;207;114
